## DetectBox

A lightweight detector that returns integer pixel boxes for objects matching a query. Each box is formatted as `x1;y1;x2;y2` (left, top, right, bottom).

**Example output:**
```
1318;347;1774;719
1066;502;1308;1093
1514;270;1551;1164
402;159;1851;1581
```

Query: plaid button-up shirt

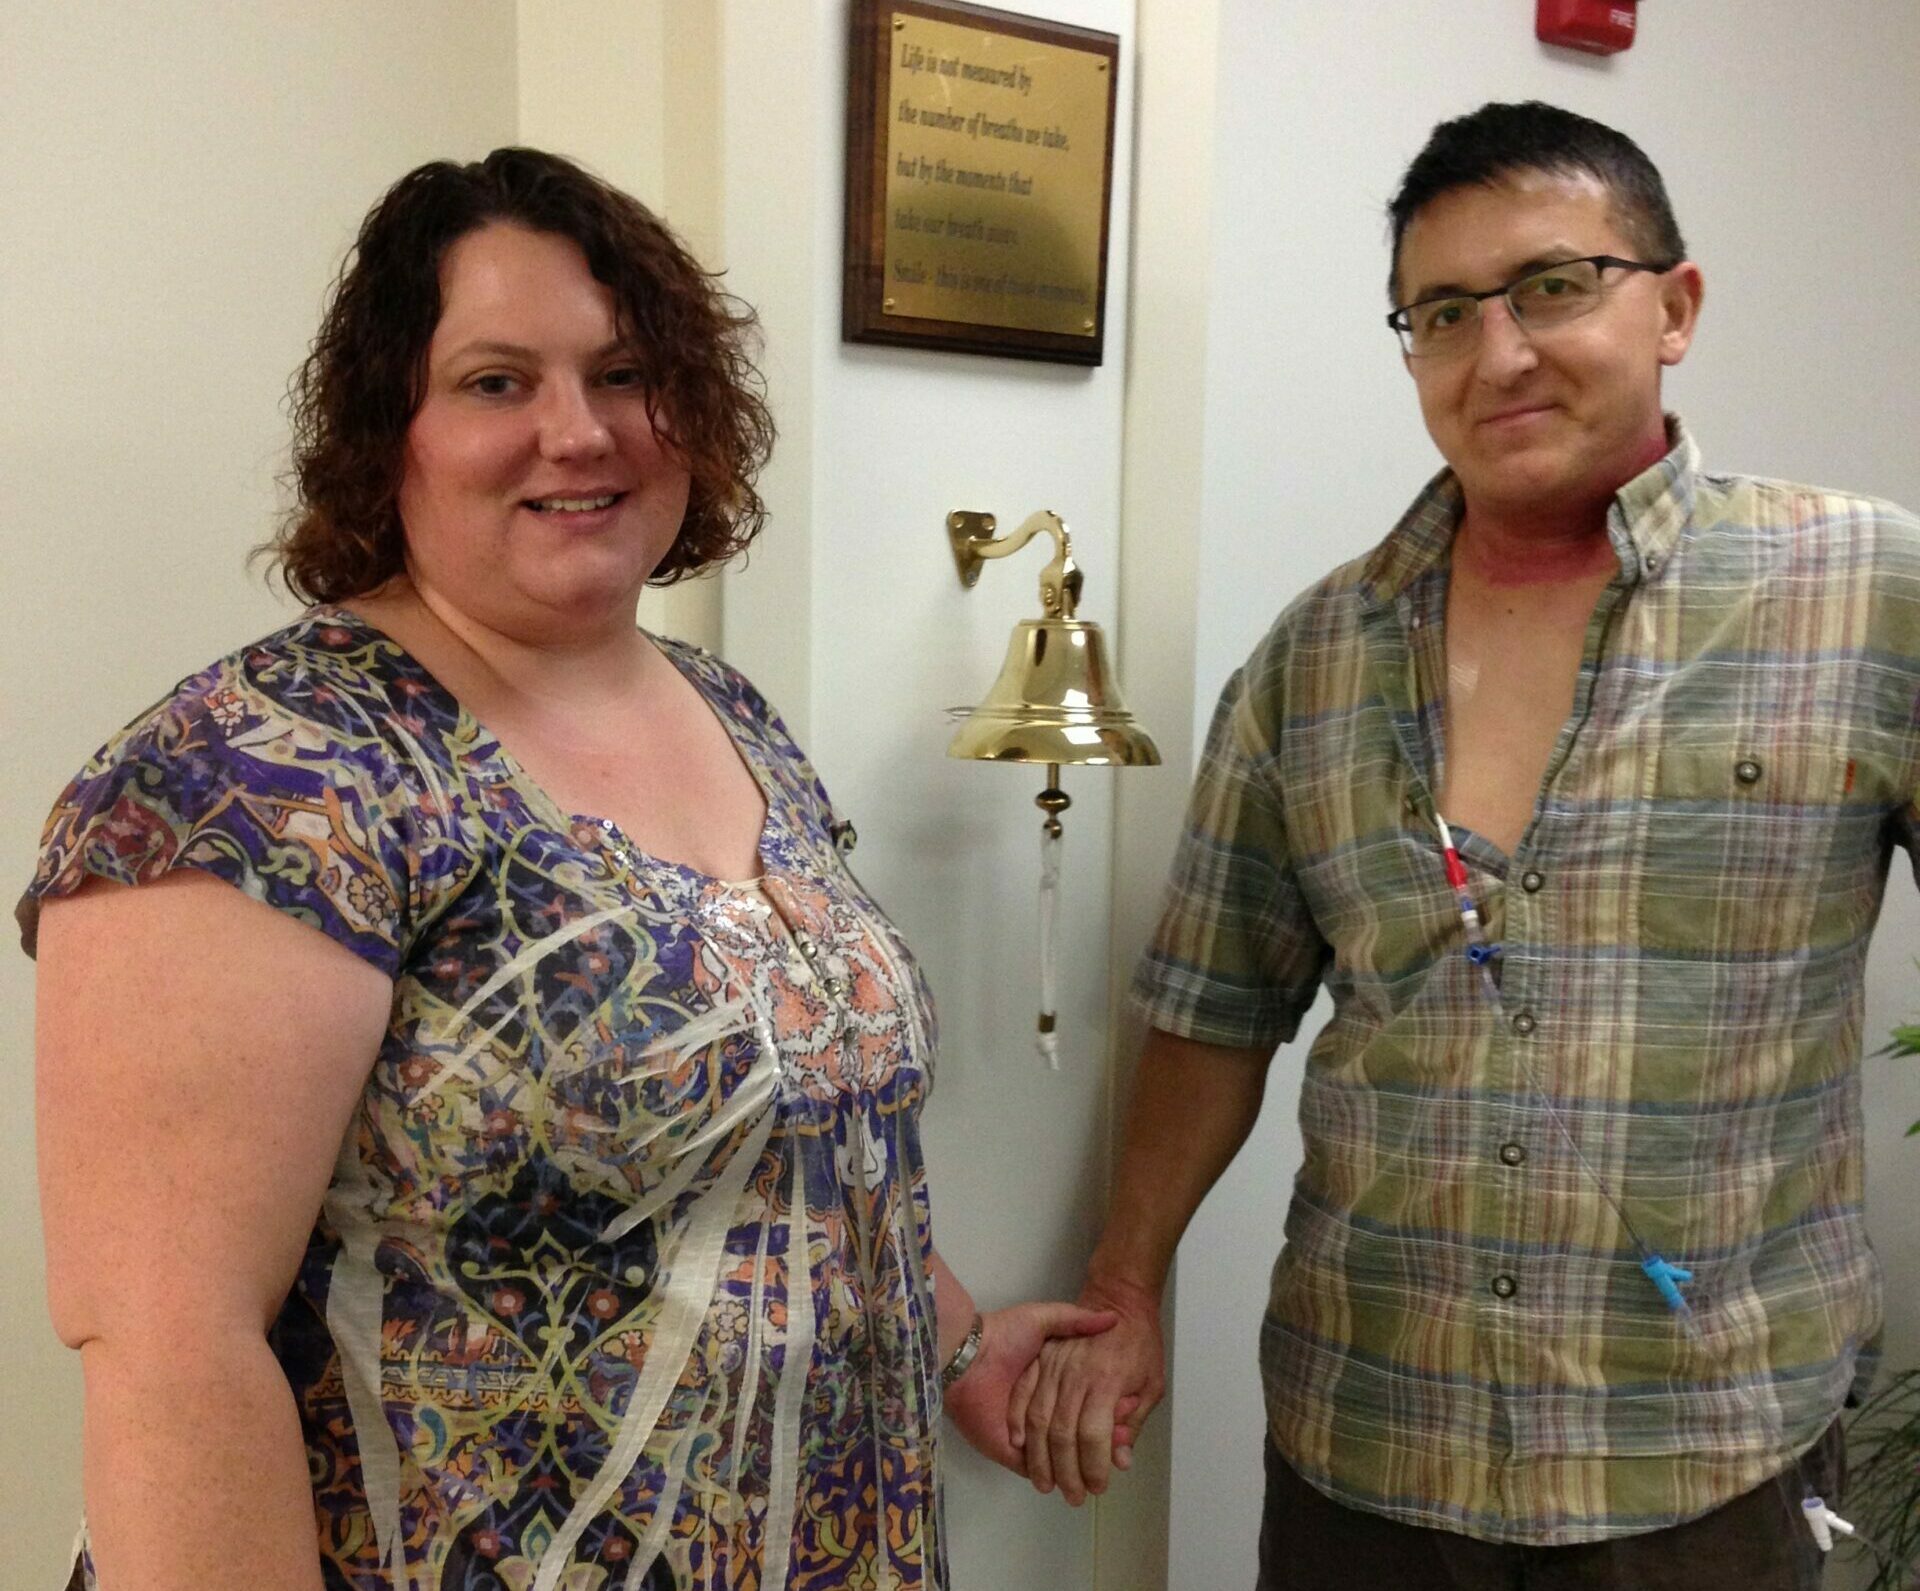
1135;422;1920;1543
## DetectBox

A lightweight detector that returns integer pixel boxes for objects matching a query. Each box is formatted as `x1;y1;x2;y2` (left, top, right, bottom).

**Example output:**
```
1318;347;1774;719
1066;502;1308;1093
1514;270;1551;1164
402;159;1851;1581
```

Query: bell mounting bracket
946;509;1083;618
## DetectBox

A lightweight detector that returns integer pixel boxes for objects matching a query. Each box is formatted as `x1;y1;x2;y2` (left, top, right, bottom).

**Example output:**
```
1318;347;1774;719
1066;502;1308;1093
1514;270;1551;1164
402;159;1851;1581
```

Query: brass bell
944;510;1160;769
945;509;1160;1064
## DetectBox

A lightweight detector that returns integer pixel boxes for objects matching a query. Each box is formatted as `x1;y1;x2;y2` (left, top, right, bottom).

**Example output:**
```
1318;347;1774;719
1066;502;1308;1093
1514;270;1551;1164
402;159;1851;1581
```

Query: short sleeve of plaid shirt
1131;642;1328;1052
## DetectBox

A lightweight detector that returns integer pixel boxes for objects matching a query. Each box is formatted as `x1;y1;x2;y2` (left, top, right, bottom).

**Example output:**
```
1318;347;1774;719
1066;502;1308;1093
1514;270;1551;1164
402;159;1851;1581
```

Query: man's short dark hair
1387;101;1687;302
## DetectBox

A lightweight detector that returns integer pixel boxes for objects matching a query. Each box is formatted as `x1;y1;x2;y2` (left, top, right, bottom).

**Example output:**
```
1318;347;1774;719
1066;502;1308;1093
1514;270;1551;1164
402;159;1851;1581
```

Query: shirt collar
1606;415;1699;583
1360;415;1701;610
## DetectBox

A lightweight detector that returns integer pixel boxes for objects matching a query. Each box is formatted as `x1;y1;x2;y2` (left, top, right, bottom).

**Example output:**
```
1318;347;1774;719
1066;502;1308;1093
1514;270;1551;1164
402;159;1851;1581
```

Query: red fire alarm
1537;0;1637;55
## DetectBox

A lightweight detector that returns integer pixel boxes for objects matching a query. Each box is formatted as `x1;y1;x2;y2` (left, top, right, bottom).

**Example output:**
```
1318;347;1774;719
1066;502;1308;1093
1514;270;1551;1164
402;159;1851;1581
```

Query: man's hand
1008;1274;1164;1505
943;1301;1134;1472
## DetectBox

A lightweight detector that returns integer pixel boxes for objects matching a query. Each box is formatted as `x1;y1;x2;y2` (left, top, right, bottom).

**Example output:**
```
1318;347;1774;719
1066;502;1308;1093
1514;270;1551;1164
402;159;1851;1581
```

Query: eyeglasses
1386;255;1674;358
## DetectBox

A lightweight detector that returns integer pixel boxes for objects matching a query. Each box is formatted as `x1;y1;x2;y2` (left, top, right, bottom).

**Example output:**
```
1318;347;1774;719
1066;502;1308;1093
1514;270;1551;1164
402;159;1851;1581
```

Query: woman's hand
942;1302;1137;1474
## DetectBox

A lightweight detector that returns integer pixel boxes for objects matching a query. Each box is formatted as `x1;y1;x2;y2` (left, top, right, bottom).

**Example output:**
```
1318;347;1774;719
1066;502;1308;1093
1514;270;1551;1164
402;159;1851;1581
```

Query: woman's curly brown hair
268;147;775;603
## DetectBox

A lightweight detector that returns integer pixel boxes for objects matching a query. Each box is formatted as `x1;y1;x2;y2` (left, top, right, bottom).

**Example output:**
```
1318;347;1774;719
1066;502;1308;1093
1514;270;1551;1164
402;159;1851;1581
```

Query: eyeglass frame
1385;254;1678;357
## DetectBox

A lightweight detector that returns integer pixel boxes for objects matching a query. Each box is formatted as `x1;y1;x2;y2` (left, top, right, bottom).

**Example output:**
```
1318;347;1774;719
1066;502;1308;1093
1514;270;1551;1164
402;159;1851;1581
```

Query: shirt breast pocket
1640;725;1859;958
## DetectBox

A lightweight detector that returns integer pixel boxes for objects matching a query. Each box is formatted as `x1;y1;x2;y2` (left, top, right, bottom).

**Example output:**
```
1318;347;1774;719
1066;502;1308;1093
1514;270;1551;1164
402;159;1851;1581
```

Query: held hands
943;1301;1139;1475
1008;1275;1164;1505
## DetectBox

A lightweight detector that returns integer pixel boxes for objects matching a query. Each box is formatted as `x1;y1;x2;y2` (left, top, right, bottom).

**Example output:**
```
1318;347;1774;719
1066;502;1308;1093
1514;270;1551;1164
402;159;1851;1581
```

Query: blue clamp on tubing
1466;941;1502;966
1641;1254;1693;1312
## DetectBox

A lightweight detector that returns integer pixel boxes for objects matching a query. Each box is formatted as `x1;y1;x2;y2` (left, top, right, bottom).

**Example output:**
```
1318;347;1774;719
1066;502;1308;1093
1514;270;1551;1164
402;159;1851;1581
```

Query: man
1010;102;1920;1588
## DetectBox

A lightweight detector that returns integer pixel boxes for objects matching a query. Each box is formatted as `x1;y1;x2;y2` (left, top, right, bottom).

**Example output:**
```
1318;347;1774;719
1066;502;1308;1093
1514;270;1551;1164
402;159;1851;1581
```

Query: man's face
1394;169;1701;524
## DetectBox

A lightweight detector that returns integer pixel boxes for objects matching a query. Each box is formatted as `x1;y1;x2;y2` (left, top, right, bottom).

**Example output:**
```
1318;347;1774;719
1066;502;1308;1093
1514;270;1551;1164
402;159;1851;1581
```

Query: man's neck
1451;421;1673;589
1452;504;1619;590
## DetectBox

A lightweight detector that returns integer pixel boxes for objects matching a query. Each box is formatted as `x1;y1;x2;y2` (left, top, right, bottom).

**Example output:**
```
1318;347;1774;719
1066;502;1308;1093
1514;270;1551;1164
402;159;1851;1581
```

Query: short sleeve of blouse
22;629;464;977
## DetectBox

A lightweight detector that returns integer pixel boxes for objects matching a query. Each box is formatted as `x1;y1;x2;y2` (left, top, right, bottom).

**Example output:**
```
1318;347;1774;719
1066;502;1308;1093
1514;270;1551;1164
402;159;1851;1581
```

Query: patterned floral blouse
29;609;948;1591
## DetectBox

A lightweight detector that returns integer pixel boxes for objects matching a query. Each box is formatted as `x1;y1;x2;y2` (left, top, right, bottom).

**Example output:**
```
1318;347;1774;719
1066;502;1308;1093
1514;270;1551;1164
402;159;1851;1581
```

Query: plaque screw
1082;318;1095;331
894;16;904;27
884;296;897;310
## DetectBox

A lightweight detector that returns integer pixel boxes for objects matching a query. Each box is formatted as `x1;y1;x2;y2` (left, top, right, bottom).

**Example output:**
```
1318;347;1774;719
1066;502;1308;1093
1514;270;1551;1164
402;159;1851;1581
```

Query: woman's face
396;221;692;642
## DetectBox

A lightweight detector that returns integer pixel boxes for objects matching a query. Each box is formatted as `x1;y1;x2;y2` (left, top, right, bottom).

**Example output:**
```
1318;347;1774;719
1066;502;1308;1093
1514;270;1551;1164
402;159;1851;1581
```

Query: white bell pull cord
1036;768;1069;1068
1038;817;1062;1068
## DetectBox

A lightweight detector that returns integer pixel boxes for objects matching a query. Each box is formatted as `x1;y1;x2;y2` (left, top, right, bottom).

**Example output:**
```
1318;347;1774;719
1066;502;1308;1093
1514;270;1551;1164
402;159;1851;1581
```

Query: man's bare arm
1011;1025;1272;1504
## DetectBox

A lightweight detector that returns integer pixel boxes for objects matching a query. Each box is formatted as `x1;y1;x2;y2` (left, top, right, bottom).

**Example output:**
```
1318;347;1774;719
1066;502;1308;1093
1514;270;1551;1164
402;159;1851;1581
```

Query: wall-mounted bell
945;509;1160;1064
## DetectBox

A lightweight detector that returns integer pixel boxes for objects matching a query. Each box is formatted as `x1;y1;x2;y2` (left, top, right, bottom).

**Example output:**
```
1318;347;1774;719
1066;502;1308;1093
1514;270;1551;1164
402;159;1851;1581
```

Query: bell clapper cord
1430;810;1896;1573
1037;769;1067;1069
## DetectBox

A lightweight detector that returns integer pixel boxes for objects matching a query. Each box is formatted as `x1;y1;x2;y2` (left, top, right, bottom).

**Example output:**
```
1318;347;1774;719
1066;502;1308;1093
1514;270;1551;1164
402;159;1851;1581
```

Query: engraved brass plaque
880;11;1110;337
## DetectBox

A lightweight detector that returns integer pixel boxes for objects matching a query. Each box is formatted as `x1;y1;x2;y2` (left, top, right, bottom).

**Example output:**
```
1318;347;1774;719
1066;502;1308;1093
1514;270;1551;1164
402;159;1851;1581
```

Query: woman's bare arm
36;871;391;1590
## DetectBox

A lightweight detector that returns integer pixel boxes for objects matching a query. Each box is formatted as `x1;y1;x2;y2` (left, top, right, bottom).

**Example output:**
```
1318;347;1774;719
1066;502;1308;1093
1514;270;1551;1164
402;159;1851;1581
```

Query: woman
25;148;1119;1591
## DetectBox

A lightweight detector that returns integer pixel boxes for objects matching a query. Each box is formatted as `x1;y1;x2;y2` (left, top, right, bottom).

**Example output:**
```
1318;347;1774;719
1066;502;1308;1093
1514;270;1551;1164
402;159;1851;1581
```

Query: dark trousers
1256;1421;1845;1591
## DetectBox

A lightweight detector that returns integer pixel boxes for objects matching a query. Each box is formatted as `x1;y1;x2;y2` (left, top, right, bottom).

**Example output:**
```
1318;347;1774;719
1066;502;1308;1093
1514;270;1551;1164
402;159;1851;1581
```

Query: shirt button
1499;1142;1527;1167
1520;869;1545;893
1511;1011;1536;1037
1735;758;1763;785
1490;1274;1518;1299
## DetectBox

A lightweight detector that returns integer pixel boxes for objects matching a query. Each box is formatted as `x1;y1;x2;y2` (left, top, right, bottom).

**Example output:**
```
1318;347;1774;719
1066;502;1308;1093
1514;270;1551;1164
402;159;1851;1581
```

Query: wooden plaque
843;0;1120;365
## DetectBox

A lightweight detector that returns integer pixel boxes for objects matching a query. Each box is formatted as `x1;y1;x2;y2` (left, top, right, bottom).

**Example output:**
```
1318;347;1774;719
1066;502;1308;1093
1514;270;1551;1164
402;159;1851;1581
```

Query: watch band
939;1311;985;1390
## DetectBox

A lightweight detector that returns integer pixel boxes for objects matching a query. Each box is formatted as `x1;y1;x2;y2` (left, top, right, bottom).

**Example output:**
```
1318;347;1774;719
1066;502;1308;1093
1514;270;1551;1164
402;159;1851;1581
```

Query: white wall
0;6;518;1582
715;3;1145;1584
1159;5;1920;1586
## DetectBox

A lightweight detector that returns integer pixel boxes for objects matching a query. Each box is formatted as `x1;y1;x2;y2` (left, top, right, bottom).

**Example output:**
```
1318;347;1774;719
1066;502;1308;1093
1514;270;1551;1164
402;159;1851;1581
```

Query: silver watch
940;1312;985;1390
